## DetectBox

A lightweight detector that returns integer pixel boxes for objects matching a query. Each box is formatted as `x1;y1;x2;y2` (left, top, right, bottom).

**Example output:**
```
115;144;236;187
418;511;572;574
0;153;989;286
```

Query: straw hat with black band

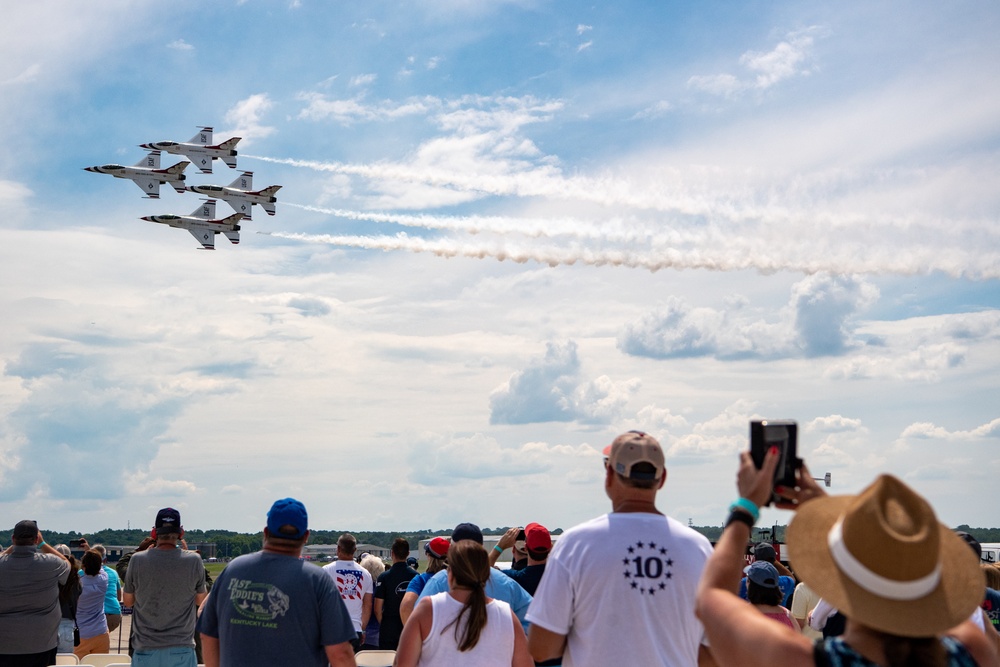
786;474;983;638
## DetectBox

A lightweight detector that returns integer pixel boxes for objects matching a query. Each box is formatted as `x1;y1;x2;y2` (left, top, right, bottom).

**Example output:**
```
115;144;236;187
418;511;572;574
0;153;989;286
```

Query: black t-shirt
503;563;546;596
374;562;418;650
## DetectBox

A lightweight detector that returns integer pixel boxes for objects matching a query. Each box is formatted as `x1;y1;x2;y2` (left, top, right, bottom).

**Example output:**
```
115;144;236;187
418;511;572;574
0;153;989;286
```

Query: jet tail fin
228;172;253;190
189;126;213;145
223;230;240;245
137;151;160;169
191;200;216;219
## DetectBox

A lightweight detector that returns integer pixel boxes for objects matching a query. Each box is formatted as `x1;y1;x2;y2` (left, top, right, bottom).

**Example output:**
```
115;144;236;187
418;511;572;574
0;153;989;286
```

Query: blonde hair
360;553;385;579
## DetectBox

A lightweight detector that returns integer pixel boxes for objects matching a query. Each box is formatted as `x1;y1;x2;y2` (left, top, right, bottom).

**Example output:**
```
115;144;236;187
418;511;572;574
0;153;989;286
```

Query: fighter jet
83;151;188;199
140;126;241;174
140;199;244;250
186;171;281;221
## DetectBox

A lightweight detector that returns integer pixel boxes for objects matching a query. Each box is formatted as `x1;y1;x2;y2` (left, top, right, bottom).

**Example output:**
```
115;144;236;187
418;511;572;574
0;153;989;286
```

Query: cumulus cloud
224;93;276;144
659;401;757;463
489;341;640;425
618;297;727;359
791;273;878;356
688;27;822;97
489;341;580;424
618;274;876;361
898;418;1000;441
822;343;966;382
572;375;642;425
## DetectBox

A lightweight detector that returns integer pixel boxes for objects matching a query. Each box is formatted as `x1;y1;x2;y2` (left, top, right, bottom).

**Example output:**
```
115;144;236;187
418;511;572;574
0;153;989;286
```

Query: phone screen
750;420;799;503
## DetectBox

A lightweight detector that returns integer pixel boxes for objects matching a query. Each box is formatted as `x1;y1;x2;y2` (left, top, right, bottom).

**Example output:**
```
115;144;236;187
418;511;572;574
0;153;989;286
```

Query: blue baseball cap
267;498;308;539
744;560;779;588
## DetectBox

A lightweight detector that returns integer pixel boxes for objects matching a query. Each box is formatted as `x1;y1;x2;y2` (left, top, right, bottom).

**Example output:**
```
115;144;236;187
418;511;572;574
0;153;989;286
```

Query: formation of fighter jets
84;126;282;250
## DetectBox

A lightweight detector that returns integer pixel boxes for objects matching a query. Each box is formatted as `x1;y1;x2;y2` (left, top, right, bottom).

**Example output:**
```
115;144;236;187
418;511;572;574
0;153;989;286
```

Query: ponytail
454;582;489;651
440;541;491;652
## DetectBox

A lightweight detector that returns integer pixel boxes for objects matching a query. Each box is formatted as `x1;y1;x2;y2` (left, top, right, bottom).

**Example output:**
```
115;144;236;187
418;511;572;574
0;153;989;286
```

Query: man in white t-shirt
526;431;714;667
322;533;373;652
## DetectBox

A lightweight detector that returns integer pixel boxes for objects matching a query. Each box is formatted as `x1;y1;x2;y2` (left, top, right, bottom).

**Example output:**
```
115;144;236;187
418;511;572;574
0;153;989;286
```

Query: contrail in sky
259;231;1000;278
284;202;663;242
250;154;1000;278
246;154;756;220
249;154;993;236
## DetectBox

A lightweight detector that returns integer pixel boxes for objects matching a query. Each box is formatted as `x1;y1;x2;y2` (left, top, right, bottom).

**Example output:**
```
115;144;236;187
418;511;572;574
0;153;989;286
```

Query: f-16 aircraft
83;151;188;199
139;126;241;174
140;199;244;250
186;171;281;220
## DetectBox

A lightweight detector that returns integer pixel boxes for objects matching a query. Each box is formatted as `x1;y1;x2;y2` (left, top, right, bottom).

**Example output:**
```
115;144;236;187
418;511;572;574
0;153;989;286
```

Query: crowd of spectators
2;429;1000;667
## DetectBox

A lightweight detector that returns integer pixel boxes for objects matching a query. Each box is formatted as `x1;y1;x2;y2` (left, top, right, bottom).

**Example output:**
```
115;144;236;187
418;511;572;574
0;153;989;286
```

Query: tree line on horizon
3;524;996;558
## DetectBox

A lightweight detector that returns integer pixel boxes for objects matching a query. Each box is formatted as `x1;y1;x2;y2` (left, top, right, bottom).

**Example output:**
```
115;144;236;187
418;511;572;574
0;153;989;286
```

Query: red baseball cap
524;522;552;553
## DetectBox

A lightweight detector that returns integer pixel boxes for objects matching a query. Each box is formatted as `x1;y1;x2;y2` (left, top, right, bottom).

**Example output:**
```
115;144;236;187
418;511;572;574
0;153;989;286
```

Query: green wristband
729;497;760;522
493;544;504;554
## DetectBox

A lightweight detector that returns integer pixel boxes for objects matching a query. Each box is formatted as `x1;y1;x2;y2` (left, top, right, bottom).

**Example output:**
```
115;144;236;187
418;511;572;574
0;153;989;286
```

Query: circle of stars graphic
622;540;674;596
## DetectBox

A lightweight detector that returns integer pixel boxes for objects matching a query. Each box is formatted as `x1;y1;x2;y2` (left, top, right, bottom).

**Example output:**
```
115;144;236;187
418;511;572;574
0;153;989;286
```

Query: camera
69;538;85;548
514;529;526;551
750;419;800;506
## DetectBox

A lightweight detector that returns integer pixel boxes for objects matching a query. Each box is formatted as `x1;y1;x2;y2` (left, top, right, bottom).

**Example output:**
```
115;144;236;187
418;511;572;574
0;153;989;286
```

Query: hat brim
787;494;984;638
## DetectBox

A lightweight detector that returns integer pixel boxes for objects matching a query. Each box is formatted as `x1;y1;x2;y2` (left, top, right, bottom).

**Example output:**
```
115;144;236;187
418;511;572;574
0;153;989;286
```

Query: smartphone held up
749;419;801;506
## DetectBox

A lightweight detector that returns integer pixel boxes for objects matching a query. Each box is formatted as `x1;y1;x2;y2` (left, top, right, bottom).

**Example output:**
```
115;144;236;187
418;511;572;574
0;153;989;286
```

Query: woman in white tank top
394;541;533;667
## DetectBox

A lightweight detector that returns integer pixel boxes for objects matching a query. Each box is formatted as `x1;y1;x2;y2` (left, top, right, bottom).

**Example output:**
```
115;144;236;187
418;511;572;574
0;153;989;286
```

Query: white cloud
224;93;277;145
167;39;195;51
631;100;672;120
488;341;640;426
1;63;41;86
688;27;822;97
617;274;875;361
350;73;378;87
577;24;592;35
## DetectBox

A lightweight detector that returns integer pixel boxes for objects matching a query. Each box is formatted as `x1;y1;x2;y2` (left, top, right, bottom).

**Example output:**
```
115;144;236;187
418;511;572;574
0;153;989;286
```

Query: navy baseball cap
155;508;181;534
267;498;308;539
451;522;484;544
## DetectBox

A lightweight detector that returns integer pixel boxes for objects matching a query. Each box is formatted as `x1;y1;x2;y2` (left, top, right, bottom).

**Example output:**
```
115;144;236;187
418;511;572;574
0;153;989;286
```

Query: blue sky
1;1;998;536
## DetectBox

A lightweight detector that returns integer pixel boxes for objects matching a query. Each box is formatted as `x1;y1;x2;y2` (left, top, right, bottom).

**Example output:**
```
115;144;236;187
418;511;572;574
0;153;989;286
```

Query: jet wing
133;177;161;199
188;227;215;249
186;150;214;174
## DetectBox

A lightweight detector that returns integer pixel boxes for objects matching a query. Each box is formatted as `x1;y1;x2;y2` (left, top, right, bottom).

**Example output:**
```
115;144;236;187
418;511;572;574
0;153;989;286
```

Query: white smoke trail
247;154;997;238
245;153;758;221
259;231;1000;278
284;202;660;242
